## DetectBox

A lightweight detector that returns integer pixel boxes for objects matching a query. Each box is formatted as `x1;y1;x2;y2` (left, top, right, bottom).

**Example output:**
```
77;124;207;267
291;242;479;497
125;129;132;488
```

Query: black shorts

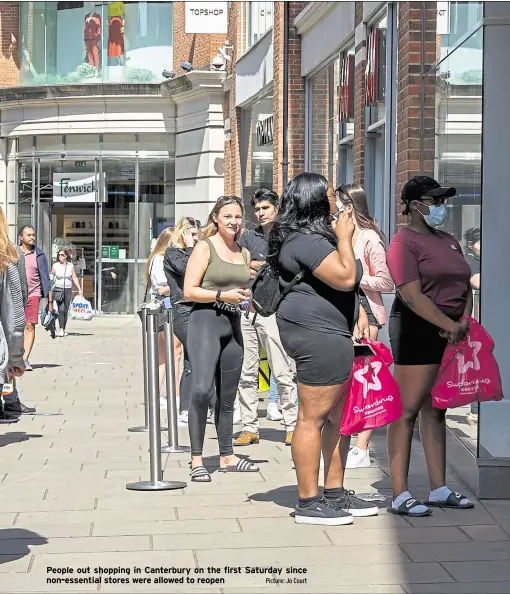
360;294;382;329
389;296;460;366
277;318;354;386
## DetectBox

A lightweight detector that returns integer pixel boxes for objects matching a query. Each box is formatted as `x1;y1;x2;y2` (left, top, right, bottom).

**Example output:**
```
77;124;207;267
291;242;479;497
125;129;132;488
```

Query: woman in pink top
335;184;393;469
386;176;474;517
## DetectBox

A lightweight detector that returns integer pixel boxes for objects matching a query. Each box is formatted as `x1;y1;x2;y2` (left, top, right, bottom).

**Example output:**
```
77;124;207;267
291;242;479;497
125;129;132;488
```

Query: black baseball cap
402;176;456;214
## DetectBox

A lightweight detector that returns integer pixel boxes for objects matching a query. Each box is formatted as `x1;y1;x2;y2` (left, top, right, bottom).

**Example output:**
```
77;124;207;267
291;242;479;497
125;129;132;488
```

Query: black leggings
187;304;243;457
58;289;73;330
172;303;192;412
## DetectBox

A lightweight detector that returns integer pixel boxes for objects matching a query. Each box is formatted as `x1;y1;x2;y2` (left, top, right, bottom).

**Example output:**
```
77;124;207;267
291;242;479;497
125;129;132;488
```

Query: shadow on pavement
248;485;298;510
0;432;43;448
30;363;62;370
0;528;48;564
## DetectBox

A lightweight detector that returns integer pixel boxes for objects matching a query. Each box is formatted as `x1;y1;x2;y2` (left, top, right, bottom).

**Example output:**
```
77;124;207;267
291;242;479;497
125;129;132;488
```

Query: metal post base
128;426;149;433
126;480;186;491
161;444;191;454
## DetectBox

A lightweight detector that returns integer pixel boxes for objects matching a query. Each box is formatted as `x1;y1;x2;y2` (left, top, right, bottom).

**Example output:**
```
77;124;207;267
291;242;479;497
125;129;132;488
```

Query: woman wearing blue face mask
385;176;474;518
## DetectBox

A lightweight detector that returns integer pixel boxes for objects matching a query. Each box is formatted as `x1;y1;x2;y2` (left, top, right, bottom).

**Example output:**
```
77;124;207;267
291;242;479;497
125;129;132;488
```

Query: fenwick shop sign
53;173;105;203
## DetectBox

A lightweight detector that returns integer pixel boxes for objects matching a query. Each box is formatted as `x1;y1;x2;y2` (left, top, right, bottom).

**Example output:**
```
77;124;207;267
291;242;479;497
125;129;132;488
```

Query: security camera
180;61;193;73
218;47;232;62
162;70;176;79
212;54;224;70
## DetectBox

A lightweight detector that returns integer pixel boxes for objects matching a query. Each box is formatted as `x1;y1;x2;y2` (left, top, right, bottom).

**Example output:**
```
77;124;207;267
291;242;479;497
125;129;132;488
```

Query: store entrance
18;158;138;315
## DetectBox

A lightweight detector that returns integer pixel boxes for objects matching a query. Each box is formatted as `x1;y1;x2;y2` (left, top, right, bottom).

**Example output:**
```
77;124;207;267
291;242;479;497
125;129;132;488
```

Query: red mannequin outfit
84;12;101;68
108;1;125;58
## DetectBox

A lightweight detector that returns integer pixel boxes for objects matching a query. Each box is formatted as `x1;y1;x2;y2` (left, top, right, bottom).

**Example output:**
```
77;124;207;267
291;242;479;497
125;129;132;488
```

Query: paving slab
1;317;509;593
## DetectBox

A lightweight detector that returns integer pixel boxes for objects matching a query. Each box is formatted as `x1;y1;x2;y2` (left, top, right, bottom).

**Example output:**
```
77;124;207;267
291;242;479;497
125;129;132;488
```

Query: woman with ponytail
335;184;393;469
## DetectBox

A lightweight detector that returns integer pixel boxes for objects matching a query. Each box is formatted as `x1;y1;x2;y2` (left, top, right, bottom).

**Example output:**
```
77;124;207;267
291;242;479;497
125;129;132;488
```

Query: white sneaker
346;446;371;469
266;402;283;421
207;409;214;424
178;410;188;424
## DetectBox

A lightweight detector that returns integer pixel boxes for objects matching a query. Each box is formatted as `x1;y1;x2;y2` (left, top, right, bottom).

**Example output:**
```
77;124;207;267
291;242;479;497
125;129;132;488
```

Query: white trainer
266;402;283;421
346;446;371;469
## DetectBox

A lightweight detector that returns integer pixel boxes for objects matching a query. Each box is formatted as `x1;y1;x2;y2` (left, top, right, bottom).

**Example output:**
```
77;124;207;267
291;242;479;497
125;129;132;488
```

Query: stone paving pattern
1;318;510;593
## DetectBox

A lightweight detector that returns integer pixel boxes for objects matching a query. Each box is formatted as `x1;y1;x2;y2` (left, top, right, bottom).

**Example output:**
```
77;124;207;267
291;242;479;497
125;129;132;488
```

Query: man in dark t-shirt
235;189;298;446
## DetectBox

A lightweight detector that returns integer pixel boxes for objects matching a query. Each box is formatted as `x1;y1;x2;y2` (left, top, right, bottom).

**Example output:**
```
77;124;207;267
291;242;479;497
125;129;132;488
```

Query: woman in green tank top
184;196;259;481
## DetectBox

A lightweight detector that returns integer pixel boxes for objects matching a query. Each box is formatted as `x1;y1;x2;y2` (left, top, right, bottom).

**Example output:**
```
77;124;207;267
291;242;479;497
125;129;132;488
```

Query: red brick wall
353;1;366;186
223;1;242;197
0;2;20;87
396;2;436;227
273;1;306;195
172;2;226;72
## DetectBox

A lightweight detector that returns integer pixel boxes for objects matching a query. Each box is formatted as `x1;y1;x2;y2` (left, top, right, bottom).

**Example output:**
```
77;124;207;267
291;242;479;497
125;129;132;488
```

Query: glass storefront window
247;1;273;48
240;94;274;218
366;14;387;122
338;47;355;184
428;24;483;455
436;1;483;61
19;2;173;86
13;133;175;315
308;61;338;184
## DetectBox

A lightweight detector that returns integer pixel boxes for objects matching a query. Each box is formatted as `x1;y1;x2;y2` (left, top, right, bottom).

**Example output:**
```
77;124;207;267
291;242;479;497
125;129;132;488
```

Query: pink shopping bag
340;340;402;435
432;317;504;409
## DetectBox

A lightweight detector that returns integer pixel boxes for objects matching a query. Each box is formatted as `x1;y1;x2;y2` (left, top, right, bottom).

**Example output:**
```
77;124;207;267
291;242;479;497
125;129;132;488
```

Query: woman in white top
51;250;83;337
144;228;179;406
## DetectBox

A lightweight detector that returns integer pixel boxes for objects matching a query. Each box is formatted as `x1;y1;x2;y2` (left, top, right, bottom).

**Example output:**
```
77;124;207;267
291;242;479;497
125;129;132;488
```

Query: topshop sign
185;2;227;33
53;173;105;203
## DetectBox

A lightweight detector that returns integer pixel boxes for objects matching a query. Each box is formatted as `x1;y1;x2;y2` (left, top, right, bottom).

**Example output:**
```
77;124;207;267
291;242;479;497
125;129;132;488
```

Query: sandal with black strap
218;458;259;473
387;497;432;517
190;465;211;482
425;492;474;509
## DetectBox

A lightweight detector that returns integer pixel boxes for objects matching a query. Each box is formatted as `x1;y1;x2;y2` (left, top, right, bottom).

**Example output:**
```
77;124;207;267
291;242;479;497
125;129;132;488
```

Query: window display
20;2;173;86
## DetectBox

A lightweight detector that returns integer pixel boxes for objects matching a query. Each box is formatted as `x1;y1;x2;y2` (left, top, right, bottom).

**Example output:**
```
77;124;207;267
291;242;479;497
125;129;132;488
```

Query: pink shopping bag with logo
340;340;402;435
432;317;503;409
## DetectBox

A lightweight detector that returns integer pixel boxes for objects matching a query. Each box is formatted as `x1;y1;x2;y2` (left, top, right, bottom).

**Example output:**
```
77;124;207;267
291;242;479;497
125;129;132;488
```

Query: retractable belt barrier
126;304;187;492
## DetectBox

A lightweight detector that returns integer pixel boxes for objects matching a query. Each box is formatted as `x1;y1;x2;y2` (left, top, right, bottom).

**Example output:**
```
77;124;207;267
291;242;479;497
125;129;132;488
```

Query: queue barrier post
161;301;191;454
126;306;186;491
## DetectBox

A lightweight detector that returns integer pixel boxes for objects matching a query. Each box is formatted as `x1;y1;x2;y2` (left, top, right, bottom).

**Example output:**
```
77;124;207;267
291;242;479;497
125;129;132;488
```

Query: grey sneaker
295;497;353;526
329;489;379;517
23;360;33;371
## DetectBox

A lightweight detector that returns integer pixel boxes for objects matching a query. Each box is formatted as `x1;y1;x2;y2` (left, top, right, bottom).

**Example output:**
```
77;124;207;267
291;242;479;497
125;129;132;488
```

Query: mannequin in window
84;4;101;69
108;1;126;66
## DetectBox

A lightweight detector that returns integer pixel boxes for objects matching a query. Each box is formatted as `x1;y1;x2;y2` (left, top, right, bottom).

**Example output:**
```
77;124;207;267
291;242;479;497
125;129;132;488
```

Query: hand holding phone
353;343;376;358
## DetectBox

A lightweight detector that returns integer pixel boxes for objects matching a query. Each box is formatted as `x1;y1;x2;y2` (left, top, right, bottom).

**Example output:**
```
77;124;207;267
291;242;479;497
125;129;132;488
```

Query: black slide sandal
190;466;211;482
425;492;474;509
387;498;432;517
218;459;259;473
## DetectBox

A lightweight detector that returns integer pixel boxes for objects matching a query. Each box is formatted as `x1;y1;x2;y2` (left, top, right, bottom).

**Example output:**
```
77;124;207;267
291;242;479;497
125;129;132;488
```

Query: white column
479;2;510;493
169;71;226;223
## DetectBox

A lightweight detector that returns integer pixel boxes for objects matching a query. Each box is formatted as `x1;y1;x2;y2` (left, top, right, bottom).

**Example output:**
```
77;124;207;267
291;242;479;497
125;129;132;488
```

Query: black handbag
51;263;67;304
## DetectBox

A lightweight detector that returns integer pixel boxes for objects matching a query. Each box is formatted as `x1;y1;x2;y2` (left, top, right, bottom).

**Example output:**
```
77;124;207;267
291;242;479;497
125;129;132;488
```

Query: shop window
307;61;338;184
247;1;273;48
240;93;274;217
338;47;354;184
365;15;387;122
19;2;173;86
436;1;483;61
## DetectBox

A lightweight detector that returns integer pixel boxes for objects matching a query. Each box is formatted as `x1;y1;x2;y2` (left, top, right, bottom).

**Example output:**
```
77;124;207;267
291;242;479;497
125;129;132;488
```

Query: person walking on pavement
184;196;259;482
234;189;298;447
0;209;26;423
268;173;378;525
50;249;83;337
164;217;200;425
18;225;52;371
335;184;394;469
386;176;474;517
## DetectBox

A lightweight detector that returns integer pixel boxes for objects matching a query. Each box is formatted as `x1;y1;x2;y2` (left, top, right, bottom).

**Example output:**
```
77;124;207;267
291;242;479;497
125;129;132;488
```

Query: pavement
1;316;510;594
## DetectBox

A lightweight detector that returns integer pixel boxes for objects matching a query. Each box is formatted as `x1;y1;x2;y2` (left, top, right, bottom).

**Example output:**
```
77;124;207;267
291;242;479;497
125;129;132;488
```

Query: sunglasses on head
186;217;201;227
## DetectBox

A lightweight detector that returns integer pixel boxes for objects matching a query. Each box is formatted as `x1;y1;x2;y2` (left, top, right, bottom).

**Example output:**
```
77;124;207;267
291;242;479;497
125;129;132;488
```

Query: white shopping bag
69;296;93;321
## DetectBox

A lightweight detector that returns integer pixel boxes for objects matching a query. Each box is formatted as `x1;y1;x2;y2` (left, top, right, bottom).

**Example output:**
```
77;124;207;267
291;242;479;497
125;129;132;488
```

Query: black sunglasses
186;217;201;227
